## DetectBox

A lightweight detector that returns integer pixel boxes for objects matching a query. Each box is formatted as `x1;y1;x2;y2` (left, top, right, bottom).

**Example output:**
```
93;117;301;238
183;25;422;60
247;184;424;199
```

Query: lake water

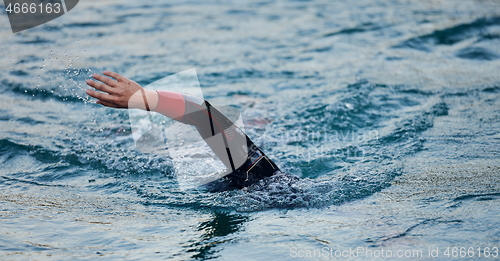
1;0;500;260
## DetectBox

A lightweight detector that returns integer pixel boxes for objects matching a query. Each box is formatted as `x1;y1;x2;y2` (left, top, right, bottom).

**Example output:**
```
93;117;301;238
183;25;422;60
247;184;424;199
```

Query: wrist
144;89;159;111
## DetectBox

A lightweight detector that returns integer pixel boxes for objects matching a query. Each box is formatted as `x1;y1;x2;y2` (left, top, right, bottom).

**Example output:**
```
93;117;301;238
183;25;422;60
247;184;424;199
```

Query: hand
85;71;158;110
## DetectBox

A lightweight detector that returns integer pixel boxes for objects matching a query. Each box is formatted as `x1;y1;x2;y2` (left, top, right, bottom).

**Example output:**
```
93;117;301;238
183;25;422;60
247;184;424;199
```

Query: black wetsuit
155;91;280;191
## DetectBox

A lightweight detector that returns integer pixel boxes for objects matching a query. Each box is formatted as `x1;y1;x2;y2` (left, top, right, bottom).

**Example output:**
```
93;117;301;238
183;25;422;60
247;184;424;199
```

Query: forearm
154;91;240;140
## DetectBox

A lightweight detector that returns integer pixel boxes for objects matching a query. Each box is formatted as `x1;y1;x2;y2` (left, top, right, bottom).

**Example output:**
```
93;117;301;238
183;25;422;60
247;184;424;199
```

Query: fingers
103;71;127;82
86;79;115;94
97;100;119;108
86;89;115;103
91;74;119;88
85;71;134;109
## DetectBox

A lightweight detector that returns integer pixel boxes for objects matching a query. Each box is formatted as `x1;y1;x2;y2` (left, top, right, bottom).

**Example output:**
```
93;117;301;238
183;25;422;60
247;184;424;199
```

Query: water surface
1;0;500;260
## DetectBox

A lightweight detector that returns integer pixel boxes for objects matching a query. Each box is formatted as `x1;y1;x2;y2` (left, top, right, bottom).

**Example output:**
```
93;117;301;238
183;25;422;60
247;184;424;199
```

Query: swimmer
85;71;280;191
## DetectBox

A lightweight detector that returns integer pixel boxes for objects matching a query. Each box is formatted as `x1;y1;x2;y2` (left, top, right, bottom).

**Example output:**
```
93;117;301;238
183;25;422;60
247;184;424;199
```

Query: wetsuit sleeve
154;91;185;120
154;90;279;189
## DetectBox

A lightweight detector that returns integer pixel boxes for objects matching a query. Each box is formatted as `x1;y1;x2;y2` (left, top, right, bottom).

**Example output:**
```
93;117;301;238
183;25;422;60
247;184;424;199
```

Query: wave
393;16;500;52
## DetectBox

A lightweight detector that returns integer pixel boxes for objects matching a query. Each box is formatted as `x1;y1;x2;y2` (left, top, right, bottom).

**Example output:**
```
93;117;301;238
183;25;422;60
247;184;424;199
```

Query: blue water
1;0;500;260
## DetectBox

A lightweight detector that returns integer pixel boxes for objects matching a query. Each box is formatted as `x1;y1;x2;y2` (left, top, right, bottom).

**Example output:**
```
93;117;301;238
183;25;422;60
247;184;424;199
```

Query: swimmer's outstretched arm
86;71;280;190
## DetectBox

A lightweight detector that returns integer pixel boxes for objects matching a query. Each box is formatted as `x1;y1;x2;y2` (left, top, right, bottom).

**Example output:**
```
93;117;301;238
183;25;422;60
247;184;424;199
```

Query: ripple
394;16;500;51
455;47;499;60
